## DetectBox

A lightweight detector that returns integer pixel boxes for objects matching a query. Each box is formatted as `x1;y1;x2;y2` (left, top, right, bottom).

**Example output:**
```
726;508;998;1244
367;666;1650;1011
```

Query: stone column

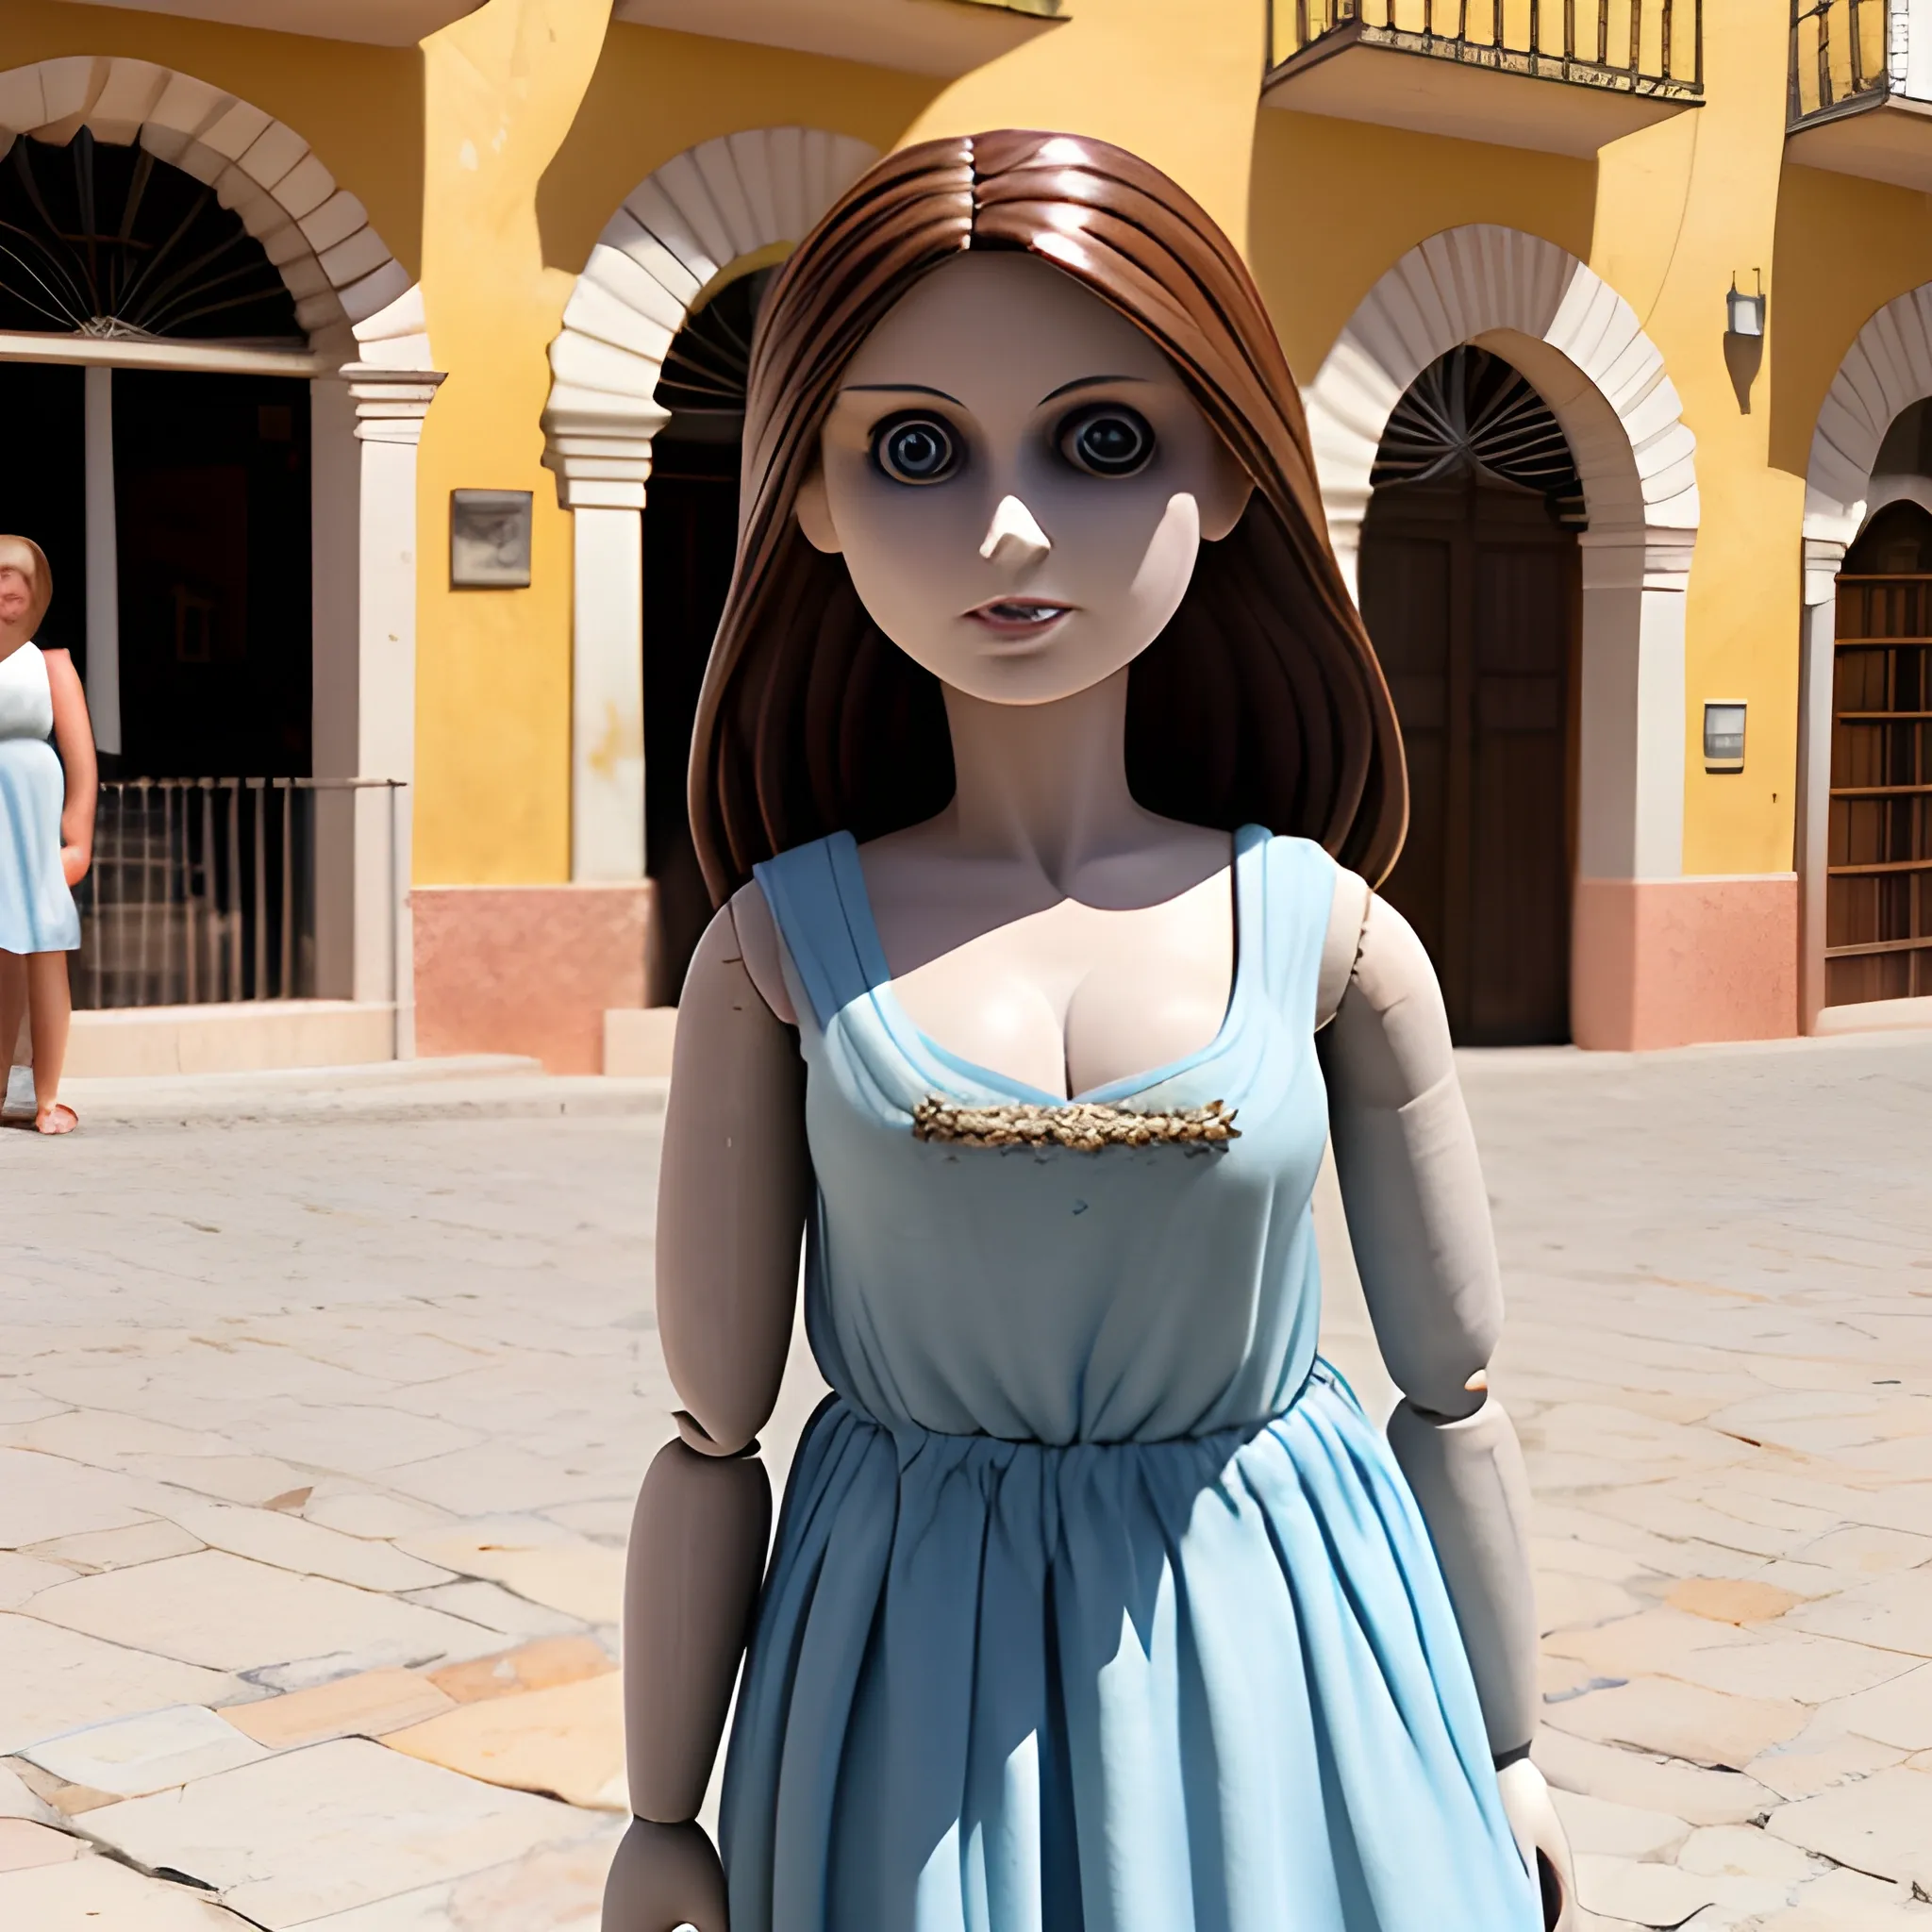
1569;527;1692;1049
83;364;122;758
1797;537;1846;1034
341;360;444;1058
540;391;667;887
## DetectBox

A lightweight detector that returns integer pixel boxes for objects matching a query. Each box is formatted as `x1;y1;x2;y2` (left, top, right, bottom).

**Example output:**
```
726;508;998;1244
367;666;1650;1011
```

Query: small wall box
1704;701;1746;774
450;490;532;589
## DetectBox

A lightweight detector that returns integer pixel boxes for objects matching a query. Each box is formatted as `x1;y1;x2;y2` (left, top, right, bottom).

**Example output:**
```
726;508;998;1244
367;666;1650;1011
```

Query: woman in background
0;535;95;1134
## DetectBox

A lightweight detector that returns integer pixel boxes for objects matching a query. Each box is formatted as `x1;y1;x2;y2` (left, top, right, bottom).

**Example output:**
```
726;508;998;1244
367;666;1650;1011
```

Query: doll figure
0;535;95;1134
606;133;1575;1932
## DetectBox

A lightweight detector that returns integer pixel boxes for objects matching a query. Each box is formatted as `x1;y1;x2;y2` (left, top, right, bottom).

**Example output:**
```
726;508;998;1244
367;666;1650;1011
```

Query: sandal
34;1102;77;1135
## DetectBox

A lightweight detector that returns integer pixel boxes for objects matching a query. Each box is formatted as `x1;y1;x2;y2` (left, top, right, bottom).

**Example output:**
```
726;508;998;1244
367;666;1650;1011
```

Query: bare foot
35;1102;77;1135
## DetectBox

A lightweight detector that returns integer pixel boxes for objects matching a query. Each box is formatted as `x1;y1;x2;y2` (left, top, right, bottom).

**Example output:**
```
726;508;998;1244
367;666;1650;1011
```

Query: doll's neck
937;669;1148;888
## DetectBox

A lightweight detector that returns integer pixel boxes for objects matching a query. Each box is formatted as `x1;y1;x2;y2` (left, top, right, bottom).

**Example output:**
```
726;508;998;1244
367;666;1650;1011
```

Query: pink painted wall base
412;883;657;1073
1572;875;1798;1052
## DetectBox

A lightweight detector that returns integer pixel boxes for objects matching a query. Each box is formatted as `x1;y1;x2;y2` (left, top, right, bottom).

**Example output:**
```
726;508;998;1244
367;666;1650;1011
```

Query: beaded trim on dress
910;1096;1240;1151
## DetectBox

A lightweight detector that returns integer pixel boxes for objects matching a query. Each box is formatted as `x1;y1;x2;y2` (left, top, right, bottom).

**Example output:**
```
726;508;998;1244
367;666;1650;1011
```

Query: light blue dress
0;642;80;956
725;825;1540;1932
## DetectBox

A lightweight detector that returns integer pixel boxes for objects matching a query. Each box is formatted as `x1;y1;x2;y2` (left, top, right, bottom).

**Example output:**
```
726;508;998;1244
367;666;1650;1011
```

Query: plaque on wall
449;489;532;589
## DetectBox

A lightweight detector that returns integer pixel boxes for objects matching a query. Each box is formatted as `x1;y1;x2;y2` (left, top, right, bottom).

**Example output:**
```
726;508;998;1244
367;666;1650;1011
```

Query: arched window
0;127;300;341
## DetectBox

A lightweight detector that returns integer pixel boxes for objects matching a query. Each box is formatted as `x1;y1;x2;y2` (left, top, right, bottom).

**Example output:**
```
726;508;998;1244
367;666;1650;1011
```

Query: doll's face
0;566;31;627
796;252;1251;706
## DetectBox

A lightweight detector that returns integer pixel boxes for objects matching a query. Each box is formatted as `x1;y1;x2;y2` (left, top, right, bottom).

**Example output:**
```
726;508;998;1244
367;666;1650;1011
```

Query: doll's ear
794;462;842;555
1199;441;1255;544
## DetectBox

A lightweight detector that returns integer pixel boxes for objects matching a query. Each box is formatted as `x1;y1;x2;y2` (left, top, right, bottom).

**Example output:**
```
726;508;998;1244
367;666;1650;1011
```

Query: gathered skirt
720;1363;1540;1932
0;736;78;955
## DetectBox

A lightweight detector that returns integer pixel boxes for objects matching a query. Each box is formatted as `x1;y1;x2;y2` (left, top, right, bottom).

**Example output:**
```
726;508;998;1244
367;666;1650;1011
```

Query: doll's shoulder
1314;854;1373;1033
727;880;796;1026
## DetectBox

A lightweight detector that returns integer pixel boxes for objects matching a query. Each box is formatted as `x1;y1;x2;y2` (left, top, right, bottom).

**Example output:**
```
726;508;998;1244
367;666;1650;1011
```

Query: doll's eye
872;413;960;486
1058;405;1155;478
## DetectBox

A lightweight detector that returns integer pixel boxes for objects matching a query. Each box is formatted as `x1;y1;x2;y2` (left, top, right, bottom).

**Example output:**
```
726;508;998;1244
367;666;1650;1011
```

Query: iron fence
1269;0;1703;94
73;776;403;1011
1790;0;1902;125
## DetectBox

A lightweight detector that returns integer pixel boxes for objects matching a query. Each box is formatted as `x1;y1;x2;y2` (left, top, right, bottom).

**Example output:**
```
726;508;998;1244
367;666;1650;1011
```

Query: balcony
1263;2;1703;157
1788;1;1932;192
612;0;1063;78
53;1;488;45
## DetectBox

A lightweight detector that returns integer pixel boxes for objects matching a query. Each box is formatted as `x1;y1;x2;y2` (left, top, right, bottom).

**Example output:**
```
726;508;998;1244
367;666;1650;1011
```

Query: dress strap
1252;831;1341;1038
752;832;883;1034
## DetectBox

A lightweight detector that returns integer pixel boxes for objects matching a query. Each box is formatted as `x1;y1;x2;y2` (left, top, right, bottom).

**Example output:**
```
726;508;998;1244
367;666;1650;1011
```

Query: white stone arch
0;55;417;354
1795;287;1932;1030
1803;285;1932;558
1305;224;1703;1047
541;125;879;508
0;56;441;1048
1307;224;1700;595
541;126;880;891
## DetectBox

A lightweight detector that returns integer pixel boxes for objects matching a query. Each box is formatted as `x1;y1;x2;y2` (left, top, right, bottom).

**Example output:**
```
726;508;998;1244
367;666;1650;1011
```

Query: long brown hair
689;130;1406;899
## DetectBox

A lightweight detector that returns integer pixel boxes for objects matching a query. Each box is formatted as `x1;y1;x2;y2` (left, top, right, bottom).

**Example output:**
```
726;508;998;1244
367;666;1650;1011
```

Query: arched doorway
539;126;881;1022
641;269;771;1001
1825;496;1932;1004
0;126;313;777
1359;346;1583;1045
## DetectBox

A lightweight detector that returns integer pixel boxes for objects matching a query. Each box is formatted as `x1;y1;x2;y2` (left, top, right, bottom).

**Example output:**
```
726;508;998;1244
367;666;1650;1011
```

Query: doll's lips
965;597;1074;638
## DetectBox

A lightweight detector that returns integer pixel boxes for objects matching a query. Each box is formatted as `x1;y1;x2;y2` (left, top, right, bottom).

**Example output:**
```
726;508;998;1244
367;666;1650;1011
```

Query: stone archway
1306;225;1707;1048
0;55;440;1052
1796;287;1932;1029
539;126;880;888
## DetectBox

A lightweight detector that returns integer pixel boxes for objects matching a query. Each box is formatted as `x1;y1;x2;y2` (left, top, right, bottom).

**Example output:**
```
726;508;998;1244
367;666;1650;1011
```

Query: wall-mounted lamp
1704;700;1747;774
1724;272;1767;414
1726;271;1766;340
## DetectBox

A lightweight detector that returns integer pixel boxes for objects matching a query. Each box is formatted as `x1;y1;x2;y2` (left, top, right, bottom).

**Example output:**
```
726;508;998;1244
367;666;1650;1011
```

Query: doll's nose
977;494;1051;568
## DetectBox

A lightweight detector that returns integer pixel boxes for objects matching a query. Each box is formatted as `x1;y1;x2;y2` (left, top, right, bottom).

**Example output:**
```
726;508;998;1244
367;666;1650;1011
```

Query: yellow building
6;0;1928;1072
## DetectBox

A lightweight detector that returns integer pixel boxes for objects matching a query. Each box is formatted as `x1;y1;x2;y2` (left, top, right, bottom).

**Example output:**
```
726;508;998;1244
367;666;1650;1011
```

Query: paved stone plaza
0;1036;1928;1929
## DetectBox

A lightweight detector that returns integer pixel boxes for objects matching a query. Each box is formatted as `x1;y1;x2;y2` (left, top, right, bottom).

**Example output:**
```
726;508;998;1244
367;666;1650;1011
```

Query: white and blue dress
0;641;80;956
724;825;1541;1932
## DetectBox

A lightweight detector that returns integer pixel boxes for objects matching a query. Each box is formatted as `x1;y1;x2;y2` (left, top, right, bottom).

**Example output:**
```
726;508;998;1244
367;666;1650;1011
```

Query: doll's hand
602;1817;727;1932
1497;1757;1576;1932
60;843;89;888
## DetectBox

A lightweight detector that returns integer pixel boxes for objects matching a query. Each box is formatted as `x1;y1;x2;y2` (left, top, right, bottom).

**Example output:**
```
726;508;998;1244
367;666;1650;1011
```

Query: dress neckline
822;824;1269;1108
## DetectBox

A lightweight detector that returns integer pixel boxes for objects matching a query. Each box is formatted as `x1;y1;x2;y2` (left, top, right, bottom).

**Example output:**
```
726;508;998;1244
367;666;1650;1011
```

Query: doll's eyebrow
839;383;962;403
1038;375;1151;405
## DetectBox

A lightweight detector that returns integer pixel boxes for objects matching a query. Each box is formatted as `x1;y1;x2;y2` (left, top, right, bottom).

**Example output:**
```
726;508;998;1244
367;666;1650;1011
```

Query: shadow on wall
1765;160;1932;488
1241;108;1597;381
528;29;939;280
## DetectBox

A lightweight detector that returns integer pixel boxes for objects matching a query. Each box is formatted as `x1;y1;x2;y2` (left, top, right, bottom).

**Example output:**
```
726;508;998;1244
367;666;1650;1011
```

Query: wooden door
1827;504;1932;1003
1361;472;1577;1045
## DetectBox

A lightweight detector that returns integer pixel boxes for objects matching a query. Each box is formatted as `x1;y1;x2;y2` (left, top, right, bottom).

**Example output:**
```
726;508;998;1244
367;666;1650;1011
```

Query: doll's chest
879;875;1235;1102
0;645;51;741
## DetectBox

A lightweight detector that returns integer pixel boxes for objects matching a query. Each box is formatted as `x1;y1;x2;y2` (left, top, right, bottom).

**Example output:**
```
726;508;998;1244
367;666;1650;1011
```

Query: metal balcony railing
1270;1;1703;97
1790;1;1925;127
73;776;403;1010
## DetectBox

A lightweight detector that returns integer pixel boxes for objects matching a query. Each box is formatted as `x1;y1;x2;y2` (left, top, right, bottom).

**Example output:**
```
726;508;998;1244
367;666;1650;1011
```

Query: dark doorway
0;364;87;660
1359;347;1582;1046
112;371;311;777
1826;499;1932;1004
641;270;770;1002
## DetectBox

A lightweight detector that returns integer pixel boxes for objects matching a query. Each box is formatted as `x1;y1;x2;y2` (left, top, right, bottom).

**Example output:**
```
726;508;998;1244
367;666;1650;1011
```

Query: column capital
541;386;671;510
341;362;446;446
1803;535;1848;608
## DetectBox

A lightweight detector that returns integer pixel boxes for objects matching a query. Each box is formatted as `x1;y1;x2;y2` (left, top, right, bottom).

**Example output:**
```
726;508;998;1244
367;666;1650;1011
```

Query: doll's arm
43;649;96;884
1317;894;1573;1925
1314;892;1535;1759
607;891;811;1932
